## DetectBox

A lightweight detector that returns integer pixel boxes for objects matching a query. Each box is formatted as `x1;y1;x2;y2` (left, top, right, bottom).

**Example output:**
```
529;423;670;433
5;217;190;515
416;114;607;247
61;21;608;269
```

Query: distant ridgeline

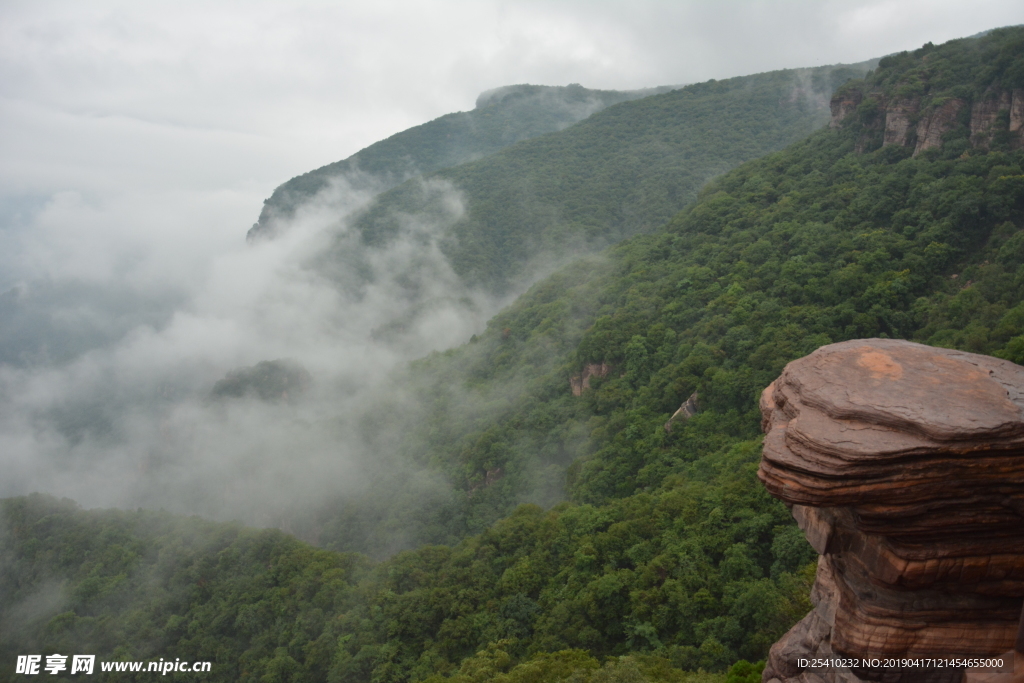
247;83;674;240
5;27;1024;683
335;62;874;294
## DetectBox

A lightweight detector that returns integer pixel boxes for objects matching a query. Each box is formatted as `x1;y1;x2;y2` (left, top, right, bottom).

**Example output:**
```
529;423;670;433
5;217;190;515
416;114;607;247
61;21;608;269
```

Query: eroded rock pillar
758;339;1024;683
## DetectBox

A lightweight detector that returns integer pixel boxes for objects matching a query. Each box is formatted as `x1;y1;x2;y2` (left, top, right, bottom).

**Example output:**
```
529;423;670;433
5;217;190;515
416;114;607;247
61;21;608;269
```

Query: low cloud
0;173;513;535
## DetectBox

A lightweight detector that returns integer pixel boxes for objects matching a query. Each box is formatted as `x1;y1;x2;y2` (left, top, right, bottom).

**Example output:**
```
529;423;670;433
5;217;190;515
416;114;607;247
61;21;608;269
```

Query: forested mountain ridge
4;26;1024;683
248;83;673;240
341;62;874;294
829;28;1024;153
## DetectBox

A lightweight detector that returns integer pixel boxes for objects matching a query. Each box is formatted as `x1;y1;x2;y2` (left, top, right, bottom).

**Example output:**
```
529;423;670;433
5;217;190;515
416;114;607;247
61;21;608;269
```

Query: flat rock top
783;339;1024;442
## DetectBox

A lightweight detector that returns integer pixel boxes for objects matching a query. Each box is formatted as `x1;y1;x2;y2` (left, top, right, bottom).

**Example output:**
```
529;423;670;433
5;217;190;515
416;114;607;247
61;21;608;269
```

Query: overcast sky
3;0;1024;262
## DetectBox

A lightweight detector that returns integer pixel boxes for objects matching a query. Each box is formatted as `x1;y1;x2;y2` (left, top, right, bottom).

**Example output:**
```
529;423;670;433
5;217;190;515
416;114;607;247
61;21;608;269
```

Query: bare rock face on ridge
758;339;1024;683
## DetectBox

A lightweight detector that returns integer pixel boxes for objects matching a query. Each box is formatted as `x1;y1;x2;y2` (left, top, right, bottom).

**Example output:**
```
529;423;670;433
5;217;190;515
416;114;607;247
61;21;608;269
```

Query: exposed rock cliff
570;363;612;396
664;391;699;432
828;28;1024;157
758;339;1024;683
914;97;967;154
830;88;1024;155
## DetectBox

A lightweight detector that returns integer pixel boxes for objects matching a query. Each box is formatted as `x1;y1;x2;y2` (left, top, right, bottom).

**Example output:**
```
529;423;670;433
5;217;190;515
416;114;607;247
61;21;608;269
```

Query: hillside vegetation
249;83;671;240
345;63;873;293
318;26;1024;557
3;26;1024;683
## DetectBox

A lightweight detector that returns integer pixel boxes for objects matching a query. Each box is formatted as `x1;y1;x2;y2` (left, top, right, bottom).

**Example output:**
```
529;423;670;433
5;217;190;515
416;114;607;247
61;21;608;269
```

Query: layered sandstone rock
759;339;1024;683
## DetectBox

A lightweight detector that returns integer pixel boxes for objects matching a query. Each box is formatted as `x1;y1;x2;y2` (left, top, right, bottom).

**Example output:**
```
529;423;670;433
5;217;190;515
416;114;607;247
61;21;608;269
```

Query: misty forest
3;24;1024;683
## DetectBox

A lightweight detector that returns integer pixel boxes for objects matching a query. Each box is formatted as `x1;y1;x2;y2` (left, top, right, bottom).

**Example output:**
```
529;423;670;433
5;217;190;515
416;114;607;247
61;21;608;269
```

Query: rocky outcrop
758;339;1024;683
830;88;1024;154
830;91;863;130
883;98;920;147
664;391;699;432
570;363;611;396
972;88;1024;147
914;98;967;155
1011;91;1024;134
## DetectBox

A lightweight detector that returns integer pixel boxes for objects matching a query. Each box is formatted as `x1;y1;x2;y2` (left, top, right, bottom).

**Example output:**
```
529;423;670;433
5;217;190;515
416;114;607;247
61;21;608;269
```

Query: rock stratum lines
759;339;1024;683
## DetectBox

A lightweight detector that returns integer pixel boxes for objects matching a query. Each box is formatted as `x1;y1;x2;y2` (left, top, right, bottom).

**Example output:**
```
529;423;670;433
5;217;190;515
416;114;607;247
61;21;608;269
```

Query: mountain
4;25;1024;683
336;62;874;296
247;83;675;241
310;28;1024;559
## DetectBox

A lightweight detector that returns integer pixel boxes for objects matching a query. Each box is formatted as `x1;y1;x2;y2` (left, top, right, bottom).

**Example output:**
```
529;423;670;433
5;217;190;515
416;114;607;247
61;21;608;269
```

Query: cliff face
827;27;1024;157
830;88;1024;155
758;339;1024;683
570;362;611;396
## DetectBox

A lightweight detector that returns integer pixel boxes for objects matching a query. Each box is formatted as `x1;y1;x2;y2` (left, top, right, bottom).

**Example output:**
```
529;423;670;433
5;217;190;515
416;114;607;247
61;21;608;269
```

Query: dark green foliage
386;127;1024;538
350;63;874;293
870;26;1024;96
0;494;367;682
725;660;765;683
2;459;809;681
374;28;1024;553
836;26;1024;148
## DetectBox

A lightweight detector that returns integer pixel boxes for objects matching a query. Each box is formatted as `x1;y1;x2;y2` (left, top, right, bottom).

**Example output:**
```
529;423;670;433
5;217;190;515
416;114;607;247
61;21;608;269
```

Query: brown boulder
759;339;1024;683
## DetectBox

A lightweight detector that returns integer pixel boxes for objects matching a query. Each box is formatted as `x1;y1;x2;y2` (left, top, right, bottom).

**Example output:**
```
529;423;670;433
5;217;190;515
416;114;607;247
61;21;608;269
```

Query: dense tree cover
210;359;312;402
0;494;368;682
833;26;1024;153
348;63;873;293
4;27;1023;683
308;27;1024;674
250;84;670;238
328;29;1024;559
2;483;792;682
842;26;1024;106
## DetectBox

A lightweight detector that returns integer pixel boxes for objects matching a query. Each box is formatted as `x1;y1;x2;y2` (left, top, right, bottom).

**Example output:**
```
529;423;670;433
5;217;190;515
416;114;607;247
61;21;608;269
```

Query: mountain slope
344;62;874;294
248;83;672;240
383;27;1024;536
308;24;1024;605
